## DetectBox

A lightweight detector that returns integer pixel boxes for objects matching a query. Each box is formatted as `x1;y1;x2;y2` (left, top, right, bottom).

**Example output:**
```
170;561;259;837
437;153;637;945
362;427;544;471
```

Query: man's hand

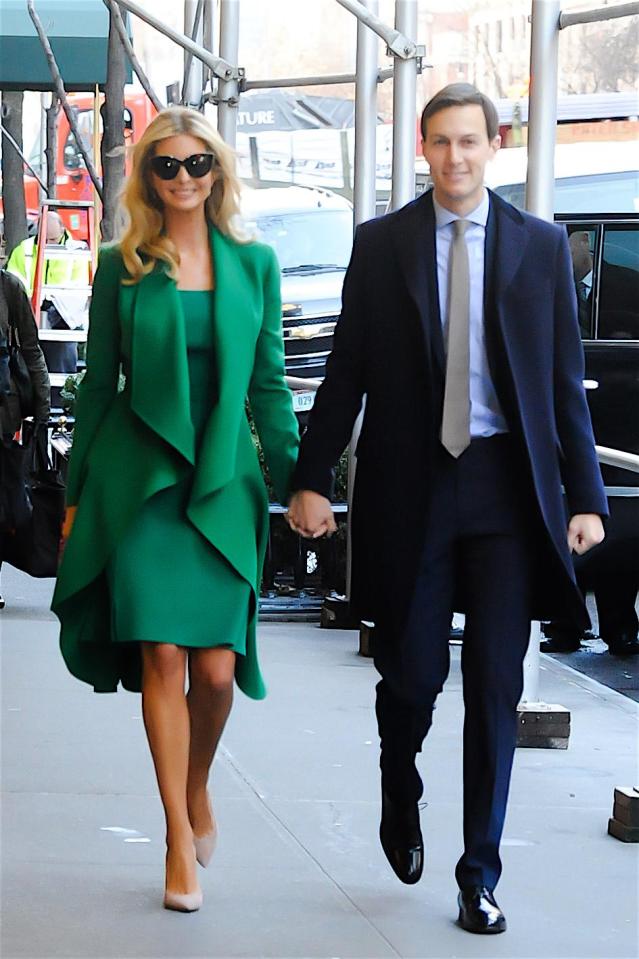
567;513;605;555
287;491;337;539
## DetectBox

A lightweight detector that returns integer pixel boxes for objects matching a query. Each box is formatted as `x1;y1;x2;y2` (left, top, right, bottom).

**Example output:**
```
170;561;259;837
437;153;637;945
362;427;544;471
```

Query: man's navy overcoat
293;189;608;634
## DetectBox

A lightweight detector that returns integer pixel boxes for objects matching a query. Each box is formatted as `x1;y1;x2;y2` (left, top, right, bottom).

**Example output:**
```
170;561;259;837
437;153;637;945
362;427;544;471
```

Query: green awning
0;0;132;92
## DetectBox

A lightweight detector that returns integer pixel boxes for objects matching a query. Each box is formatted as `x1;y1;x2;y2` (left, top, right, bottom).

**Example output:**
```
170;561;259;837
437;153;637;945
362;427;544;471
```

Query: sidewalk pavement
2;564;638;959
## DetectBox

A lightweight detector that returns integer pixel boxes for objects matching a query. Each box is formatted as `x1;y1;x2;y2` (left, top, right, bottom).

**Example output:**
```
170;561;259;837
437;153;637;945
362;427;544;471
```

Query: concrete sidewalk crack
219;745;402;959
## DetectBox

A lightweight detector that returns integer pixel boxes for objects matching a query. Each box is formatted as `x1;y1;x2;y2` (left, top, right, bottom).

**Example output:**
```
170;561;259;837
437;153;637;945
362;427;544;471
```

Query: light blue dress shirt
433;189;508;438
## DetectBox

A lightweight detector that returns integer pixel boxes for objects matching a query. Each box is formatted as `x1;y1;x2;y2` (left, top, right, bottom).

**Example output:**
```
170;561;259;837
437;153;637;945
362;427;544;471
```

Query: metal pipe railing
113;0;239;82
244;69;393;91
596;446;639;473
336;0;419;58
560;2;639;28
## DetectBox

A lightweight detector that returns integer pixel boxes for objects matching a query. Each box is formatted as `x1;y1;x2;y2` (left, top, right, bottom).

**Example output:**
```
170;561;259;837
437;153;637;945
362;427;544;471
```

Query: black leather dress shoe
379;791;423;884
605;632;639;656
457;886;506;934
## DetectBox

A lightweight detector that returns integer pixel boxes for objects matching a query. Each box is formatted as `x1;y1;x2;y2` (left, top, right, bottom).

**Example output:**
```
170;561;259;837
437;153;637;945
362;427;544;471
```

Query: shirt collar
433;188;489;230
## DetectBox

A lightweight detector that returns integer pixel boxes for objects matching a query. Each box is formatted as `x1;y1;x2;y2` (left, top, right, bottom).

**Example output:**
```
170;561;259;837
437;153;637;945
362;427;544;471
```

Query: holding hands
287;490;337;539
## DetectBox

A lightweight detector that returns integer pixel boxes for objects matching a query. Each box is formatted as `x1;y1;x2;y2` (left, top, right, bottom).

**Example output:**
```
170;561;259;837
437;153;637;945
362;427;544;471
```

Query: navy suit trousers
374;434;536;891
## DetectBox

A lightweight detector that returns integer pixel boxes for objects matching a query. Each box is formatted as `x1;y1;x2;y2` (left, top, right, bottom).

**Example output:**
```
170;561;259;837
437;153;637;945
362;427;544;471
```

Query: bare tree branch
26;0;104;202
105;0;163;112
101;6;127;241
478;29;505;100
0;92;28;255
45;95;59;198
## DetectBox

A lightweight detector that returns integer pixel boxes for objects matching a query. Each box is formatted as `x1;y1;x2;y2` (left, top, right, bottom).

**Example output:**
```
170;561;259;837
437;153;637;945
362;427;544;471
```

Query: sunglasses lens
187;154;214;177
150;156;179;180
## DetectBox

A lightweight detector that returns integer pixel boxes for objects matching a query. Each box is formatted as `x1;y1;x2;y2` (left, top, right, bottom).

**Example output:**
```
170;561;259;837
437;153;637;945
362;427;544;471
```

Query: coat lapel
128;268;195;464
390;191;444;371
191;227;262;501
489;190;528;305
125;227;262;478
487;191;533;409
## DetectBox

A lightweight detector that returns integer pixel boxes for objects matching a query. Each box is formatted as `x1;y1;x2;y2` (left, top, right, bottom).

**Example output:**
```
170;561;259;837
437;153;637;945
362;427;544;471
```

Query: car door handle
583;379;599;390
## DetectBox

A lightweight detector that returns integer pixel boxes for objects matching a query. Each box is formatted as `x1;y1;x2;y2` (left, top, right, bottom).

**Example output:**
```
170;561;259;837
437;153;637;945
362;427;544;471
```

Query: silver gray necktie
441;219;471;458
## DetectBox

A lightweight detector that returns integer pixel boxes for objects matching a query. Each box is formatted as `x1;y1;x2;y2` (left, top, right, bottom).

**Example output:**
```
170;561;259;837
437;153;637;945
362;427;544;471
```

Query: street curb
540;651;639;717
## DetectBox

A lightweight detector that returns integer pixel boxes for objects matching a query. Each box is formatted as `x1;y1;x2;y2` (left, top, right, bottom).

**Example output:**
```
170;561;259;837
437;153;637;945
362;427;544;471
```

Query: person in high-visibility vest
6;212;88;404
6;212;89;296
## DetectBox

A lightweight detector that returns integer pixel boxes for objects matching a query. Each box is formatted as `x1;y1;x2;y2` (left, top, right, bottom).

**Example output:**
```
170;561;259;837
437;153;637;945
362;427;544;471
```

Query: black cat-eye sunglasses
149;153;216;180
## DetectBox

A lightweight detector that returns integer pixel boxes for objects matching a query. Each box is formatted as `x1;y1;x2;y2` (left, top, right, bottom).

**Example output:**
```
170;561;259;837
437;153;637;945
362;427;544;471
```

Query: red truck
2;91;157;240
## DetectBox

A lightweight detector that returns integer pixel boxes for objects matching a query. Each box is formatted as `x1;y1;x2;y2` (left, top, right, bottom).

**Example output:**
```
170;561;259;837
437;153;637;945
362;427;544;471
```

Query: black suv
557;213;638;648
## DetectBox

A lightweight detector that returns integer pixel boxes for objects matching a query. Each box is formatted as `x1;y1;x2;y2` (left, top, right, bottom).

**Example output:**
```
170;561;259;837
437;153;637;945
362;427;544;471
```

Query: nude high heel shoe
163;845;202;912
163;887;203;913
194;819;217;868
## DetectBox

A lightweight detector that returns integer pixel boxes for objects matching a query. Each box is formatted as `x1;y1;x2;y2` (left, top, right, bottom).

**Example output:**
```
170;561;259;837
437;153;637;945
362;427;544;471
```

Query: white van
414;140;638;214
484;140;638;213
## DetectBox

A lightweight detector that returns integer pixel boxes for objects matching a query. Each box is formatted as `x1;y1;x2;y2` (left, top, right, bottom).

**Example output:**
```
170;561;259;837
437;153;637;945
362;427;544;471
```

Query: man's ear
491;134;502;157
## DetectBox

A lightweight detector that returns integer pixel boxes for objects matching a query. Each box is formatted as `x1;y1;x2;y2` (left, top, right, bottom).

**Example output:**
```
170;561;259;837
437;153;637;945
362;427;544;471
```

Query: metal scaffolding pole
113;0;237;82
244;68;393;90
183;0;204;108
218;0;240;146
560;1;639;28
337;0;419;57
390;0;418;211
203;0;216;86
345;0;379;602
525;0;561;222
353;0;379;227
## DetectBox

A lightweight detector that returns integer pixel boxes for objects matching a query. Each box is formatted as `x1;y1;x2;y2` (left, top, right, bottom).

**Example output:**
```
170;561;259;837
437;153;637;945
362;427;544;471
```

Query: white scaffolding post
526;0;561;221
183;0;205;108
519;1;562;710
390;0;418;210
203;0;216;89
346;0;379;604
353;0;379;226
218;0;240;147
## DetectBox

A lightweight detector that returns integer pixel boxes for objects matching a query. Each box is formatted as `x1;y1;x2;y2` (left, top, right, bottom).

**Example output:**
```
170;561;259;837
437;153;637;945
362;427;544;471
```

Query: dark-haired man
287;84;607;933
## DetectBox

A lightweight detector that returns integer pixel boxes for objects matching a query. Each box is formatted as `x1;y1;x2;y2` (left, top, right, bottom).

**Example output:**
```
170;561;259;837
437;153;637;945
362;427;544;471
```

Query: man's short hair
420;83;499;141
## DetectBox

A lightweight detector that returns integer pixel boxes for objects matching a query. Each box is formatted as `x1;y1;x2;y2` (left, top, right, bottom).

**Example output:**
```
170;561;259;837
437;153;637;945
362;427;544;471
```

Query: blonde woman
53;108;299;912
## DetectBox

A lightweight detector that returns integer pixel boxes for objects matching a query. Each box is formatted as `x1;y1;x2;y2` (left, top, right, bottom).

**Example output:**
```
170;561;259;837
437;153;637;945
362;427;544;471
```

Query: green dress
53;234;300;700
107;290;249;653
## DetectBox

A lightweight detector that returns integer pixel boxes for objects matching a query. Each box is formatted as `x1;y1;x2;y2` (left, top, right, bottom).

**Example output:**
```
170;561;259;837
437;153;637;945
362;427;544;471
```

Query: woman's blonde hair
118;107;245;284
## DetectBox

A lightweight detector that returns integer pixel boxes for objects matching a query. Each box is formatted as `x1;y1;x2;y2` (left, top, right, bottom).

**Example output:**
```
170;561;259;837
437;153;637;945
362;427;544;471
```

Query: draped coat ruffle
52;228;299;698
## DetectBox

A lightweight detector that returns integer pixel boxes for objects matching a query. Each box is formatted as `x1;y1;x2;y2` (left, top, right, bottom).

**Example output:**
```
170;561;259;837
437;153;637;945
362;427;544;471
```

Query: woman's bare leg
141;642;198;895
186;648;235;837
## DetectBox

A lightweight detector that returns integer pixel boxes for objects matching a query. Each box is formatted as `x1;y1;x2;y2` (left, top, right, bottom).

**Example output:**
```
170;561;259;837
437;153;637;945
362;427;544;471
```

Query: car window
250;210;353;272
63;109;98;170
495;171;639;214
565;224;597;338
598;225;639;340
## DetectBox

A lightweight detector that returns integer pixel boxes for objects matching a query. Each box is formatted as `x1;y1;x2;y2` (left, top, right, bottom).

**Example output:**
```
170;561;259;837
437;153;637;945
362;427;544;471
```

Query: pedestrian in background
6;211;90;406
0;268;50;609
6;211;88;295
53;108;299;913
288;84;607;934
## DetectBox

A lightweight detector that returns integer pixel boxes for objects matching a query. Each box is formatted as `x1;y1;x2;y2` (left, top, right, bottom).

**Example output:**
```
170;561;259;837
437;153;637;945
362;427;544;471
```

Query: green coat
52;227;299;699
